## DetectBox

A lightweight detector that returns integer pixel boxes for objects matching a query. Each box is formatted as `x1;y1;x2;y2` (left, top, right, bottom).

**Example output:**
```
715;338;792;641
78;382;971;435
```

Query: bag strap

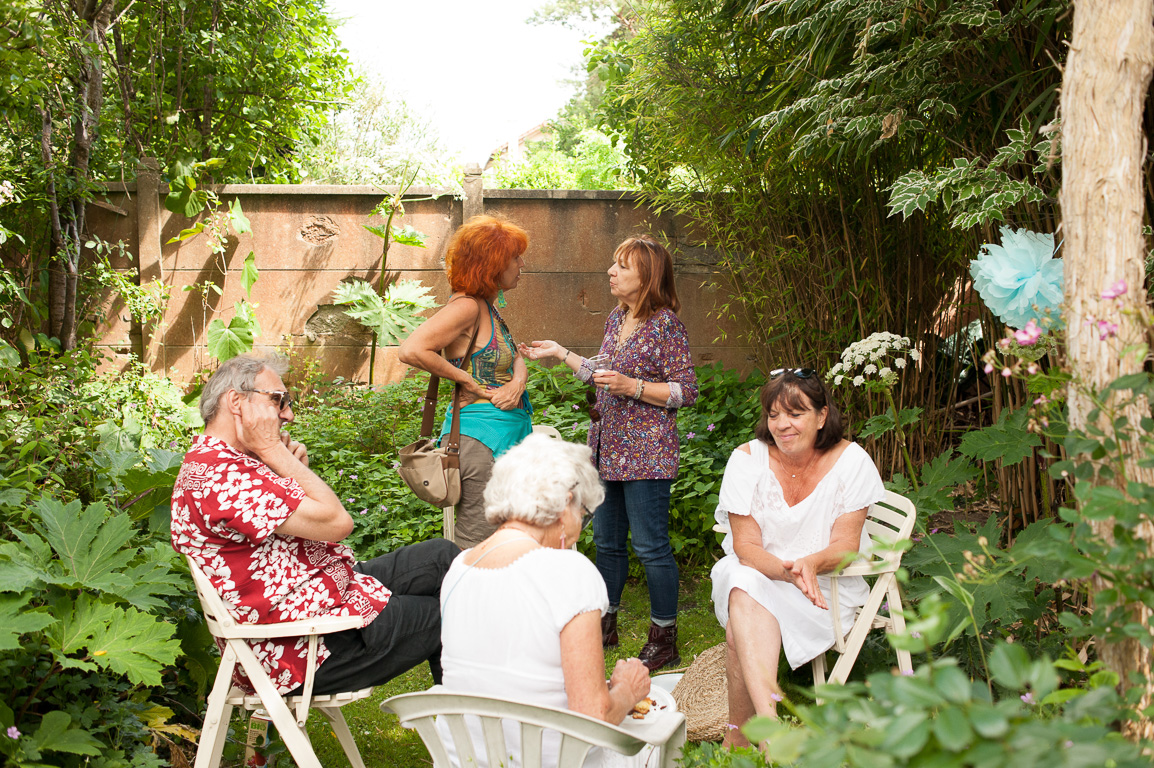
418;297;485;463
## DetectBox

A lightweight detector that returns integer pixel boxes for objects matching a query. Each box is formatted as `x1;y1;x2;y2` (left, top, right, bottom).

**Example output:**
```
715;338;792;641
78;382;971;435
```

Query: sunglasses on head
245;388;294;411
769;368;817;380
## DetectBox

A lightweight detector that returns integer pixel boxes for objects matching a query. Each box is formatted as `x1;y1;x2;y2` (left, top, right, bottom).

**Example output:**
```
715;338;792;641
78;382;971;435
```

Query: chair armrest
216;612;367;640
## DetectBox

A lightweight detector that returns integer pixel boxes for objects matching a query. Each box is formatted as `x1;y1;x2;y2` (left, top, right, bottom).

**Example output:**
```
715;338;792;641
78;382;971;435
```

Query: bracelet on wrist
633;378;645;400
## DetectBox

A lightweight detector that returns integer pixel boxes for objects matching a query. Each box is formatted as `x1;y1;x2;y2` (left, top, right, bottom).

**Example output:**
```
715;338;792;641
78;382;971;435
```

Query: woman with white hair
438;433;651;766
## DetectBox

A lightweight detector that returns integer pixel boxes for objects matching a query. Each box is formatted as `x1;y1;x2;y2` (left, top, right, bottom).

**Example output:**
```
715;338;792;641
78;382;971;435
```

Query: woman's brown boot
638;621;680;671
601;612;619;648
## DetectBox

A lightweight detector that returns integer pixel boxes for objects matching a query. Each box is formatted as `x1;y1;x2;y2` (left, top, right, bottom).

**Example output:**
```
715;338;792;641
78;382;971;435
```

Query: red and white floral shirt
171;434;390;694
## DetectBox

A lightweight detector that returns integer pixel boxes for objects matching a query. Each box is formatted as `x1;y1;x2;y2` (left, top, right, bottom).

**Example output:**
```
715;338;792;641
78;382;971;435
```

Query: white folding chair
185;556;373;768
811;491;917;688
383;689;687;768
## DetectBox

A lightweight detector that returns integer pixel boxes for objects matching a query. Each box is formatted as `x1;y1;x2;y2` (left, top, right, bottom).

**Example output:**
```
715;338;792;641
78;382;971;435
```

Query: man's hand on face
235;391;289;459
281;429;309;467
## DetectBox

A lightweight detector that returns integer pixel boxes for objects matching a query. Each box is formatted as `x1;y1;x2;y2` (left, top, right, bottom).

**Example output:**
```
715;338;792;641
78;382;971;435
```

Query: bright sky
325;0;602;165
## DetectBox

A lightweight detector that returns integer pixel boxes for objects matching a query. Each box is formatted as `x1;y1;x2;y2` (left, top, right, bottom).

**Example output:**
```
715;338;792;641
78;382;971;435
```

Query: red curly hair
445;215;529;298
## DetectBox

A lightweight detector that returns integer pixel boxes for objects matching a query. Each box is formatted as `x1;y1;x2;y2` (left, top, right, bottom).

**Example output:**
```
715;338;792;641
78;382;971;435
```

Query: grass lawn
290;564;727;766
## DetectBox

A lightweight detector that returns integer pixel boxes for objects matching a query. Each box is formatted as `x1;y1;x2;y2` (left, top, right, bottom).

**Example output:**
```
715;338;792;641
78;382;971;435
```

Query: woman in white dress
439;433;652;767
710;369;884;748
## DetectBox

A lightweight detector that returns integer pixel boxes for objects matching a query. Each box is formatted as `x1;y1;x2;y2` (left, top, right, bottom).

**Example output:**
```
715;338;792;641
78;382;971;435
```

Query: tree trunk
1059;0;1154;741
43;0;115;349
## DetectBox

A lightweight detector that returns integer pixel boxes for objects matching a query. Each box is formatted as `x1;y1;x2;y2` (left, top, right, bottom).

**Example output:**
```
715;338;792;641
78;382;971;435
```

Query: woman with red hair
400;215;533;548
522;236;698;672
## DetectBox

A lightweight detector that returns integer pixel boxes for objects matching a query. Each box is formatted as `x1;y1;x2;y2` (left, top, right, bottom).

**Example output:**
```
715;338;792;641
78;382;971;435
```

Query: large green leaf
390;223;428;248
88;605;180;686
30;498;136;592
333;278;437;346
0;593;55;651
958;406;1042;465
206;314;256;361
228;197;252;235
240;251;259;296
31;711;102;756
0;339;20;367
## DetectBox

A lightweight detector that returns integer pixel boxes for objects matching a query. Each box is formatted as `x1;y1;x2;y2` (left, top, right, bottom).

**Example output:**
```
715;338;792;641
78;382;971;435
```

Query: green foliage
0;340;205;765
744;651;1144;768
295;69;462;190
333;279;438;347
958;405;1042;466
485;129;634;190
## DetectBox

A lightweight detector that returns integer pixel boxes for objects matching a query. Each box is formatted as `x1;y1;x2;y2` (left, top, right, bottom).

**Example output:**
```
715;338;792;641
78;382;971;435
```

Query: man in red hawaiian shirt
172;354;458;695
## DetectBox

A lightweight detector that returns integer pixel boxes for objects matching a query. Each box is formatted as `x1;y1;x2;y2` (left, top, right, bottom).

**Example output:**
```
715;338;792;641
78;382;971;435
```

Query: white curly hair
483;434;604;527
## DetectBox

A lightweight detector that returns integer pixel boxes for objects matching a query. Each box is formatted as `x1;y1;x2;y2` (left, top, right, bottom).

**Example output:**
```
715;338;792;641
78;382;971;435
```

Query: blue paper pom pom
970;227;1062;329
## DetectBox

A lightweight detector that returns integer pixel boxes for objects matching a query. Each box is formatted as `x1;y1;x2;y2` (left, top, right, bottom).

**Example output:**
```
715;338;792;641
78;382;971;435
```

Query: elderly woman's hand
781;555;827;610
609;658;651;704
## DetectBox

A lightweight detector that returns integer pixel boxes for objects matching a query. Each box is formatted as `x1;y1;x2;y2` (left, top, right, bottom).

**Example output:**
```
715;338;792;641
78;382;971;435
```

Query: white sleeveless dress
710;440;885;668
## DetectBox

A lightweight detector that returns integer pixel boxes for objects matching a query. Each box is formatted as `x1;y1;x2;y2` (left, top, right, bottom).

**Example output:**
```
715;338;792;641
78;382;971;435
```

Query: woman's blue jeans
592;479;679;622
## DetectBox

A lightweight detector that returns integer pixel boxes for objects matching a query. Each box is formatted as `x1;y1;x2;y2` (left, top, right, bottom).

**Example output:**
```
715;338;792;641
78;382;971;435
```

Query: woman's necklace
616;307;640;349
780;450;818;479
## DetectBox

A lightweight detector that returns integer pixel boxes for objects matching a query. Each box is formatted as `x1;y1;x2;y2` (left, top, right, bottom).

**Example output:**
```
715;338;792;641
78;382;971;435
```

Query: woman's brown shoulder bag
397;298;482;507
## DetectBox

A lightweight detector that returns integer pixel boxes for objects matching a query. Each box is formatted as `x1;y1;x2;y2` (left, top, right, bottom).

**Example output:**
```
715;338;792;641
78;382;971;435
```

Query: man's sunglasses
245;388;294;411
769;368;817;379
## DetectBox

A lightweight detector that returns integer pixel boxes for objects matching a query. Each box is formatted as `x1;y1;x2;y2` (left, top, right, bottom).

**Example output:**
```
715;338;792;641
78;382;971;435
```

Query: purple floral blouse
577;306;698;481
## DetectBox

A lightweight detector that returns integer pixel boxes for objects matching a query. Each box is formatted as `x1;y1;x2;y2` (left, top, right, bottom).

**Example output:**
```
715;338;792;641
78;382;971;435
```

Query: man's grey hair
483;434;605;527
199;354;289;425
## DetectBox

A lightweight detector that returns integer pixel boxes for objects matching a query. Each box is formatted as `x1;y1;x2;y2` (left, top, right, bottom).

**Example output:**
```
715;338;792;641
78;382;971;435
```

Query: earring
496;289;507;308
560;531;567;550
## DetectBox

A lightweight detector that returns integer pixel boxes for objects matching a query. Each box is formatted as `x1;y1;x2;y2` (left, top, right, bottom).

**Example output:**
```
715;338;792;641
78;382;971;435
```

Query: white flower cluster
0;180;15;206
828;332;919;389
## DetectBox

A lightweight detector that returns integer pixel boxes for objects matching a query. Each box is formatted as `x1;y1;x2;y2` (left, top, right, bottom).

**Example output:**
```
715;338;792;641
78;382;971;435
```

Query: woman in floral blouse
522;237;698;671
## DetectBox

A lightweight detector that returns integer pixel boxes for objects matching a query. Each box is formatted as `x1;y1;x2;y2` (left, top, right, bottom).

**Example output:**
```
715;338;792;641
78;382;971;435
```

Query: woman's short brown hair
753;372;845;452
613;237;680;320
446;215;529;298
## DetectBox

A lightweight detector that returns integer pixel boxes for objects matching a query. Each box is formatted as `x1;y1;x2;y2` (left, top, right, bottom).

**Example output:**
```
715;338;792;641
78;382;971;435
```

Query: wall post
135;158;162;367
462;163;484;221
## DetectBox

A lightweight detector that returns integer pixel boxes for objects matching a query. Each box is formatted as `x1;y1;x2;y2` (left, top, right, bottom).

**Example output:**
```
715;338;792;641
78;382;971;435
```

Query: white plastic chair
185;556;373;768
811;491;917;688
382;689;687;768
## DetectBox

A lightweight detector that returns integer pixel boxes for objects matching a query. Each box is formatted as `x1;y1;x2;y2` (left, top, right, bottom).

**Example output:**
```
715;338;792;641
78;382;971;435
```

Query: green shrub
290;362;766;565
0;349;205;766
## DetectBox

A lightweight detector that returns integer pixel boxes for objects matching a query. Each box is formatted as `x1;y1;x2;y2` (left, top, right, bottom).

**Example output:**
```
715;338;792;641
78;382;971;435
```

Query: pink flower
1033;395;1048;406
983;363;994;374
770;692;783;702
707;423;716;431
1020;692;1035;705
6;726;19;739
1001;367;1012;378
686;432;696;440
998;338;1012;350
1097;320;1119;339
359;509;367;515
900;669;915;677
1014;320;1042;345
1101;279;1128;299
1027;363;1039;374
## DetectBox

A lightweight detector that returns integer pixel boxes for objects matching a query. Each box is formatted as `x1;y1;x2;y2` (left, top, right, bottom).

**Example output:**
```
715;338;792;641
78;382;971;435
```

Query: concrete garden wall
87;164;758;385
